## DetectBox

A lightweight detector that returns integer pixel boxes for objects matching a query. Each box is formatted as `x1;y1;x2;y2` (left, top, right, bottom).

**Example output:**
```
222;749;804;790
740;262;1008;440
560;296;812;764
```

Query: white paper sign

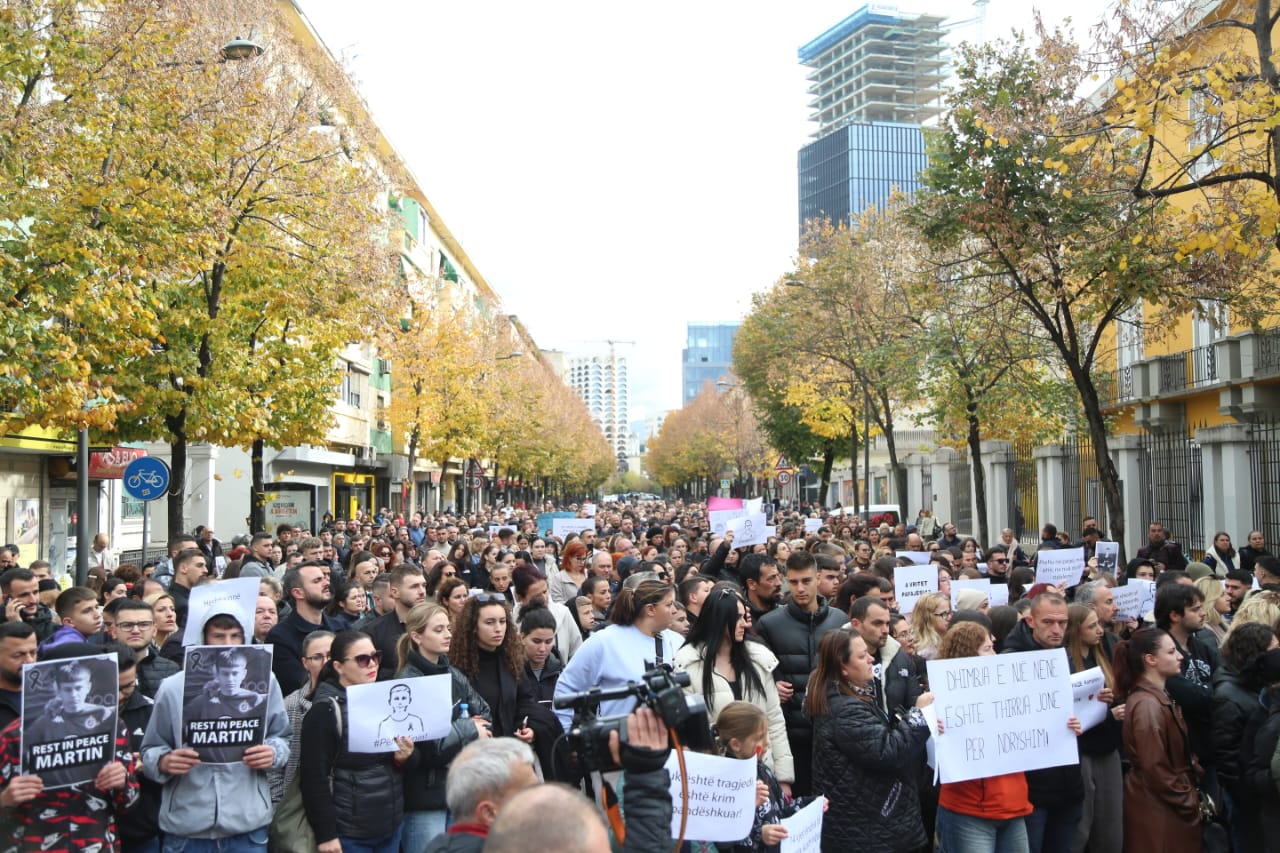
804;518;824;534
1071;667;1108;732
926;648;1078;784
921;702;939;772
765;526;777;540
1112;579;1156;622
951;579;1009;609
665;750;757;842
1034;547;1086;589
709;508;748;538
895;564;939;615
1094;541;1120;575
582;503;597;517
779;795;825;853
896;550;931;565
182;578;261;646
346;674;452;752
551;518;595;540
727;513;768;549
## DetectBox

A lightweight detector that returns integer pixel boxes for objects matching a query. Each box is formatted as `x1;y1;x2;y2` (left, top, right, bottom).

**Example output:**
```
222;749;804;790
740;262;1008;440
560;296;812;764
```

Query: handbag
1198;788;1229;853
269;697;340;853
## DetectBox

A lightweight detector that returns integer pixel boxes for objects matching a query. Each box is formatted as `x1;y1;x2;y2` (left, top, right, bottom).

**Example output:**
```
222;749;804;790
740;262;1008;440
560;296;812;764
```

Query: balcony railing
1156;345;1218;395
1259;328;1280;377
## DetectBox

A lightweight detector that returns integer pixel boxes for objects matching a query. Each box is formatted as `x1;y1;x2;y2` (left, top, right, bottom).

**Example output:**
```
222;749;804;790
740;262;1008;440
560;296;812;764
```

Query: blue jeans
937;806;1029;853
162;827;268;853
1024;802;1084;853
401;811;448;853
340;825;403;853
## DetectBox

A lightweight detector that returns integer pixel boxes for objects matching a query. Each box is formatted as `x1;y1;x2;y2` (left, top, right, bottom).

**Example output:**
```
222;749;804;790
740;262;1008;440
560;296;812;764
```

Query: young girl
715;701;810;852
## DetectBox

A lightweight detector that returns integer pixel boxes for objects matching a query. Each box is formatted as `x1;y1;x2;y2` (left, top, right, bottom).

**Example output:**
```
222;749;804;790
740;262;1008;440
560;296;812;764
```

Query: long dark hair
1112;627;1169;699
450;597;522;682
804;629;858;718
685;585;765;703
309;629;370;700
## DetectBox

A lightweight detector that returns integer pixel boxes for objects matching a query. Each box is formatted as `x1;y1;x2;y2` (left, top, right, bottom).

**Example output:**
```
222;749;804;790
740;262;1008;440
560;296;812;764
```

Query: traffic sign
123;457;171;502
775;456;792;471
719;479;731;490
776;471;792;486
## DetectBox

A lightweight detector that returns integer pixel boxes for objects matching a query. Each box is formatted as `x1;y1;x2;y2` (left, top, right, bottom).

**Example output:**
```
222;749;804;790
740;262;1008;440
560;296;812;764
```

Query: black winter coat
755;598;847;742
135;646;181;699
1212;663;1265;788
1001;621;1085;805
1242;687;1280;853
397;651;492;813
300;678;406;843
810;686;930;852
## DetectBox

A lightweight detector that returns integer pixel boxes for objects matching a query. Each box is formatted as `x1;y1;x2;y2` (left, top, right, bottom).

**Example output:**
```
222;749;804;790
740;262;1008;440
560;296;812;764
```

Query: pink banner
707;496;743;511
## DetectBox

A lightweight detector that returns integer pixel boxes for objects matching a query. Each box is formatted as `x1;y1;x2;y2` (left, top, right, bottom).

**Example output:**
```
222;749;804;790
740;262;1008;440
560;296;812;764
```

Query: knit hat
955;588;989;611
1186;561;1213;580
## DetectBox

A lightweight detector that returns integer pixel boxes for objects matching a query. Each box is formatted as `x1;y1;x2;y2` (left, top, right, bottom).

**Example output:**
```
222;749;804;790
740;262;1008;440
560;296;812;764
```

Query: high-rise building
797;4;948;230
683;322;741;404
567;355;629;459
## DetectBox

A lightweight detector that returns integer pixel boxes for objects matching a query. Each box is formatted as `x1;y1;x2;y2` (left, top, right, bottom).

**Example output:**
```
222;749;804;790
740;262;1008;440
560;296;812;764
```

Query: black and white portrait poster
21;654;119;789
345;675;451;753
182;645;272;764
1095;541;1120;576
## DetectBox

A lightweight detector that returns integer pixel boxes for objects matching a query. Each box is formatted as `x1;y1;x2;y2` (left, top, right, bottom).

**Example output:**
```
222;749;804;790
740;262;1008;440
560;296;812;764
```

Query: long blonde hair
1195;577;1226;630
910;592;949;653
1066;604;1114;690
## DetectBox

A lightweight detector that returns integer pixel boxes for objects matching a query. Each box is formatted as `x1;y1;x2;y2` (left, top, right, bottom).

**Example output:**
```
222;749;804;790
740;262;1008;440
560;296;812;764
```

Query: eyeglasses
304;652;331;664
116;621;155;632
342;651;382;668
934;610;953;619
989;558;1008;564
473;594;508;604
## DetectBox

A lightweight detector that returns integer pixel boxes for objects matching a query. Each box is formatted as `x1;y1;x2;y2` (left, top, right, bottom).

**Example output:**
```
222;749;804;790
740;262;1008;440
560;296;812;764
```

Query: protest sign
1112;579;1156;622
181;578;261;646
1072;667;1109;732
536;512;574;537
707;497;743;512
765;526;777;540
665;750;756;842
1094;541;1120;575
21;654;119;789
950;579;1009;609
709;508;747;538
582;503;597;517
727;513;768;549
926;648;1078;784
804;518;823;534
921;702;939;773
487;525;502;538
1034;548;1086;589
779;795;825;853
551;518;595;540
182;645;272;764
895;564;939;615
346;674;452;752
896;551;931;565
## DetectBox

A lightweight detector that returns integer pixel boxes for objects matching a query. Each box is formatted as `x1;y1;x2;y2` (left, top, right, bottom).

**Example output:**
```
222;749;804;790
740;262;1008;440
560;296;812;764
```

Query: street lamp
221;37;265;61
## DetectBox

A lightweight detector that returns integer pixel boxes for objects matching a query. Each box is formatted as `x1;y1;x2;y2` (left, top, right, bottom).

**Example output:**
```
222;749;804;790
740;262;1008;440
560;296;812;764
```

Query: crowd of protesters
0;497;1278;852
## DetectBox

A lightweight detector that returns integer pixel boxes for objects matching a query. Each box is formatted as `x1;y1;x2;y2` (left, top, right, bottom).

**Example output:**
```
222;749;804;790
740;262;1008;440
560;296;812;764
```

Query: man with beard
265;561;339;695
0;623;36;729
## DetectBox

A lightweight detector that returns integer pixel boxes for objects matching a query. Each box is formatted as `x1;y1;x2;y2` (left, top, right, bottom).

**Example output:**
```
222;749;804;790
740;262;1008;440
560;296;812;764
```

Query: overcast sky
300;0;1112;422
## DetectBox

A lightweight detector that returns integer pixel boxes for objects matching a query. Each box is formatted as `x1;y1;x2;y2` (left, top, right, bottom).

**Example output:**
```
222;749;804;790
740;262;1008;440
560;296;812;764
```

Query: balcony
1103;328;1280;411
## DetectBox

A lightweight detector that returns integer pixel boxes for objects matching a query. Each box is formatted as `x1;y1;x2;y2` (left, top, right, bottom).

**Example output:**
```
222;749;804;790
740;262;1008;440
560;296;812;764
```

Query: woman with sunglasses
549;542;589;606
299;630;415;853
673;584;795;792
395;603;492;853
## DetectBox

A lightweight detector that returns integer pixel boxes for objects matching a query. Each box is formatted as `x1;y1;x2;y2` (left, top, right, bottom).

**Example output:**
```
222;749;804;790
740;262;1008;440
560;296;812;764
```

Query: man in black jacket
1156;583;1218;771
365;564;427;680
265;561;339;695
755;551;846;796
115;599;180;698
1001;591;1083;853
0;568;56;644
0;622;36;730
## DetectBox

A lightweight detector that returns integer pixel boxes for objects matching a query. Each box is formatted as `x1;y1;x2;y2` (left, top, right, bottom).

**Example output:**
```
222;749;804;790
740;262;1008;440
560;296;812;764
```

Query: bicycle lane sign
123;457;171;502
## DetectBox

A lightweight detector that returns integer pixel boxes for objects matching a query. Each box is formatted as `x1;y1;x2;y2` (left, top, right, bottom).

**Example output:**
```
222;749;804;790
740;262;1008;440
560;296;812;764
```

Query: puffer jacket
397;650;492;813
1243;687;1280;852
299;677;405;843
1001;621;1085;806
1212;663;1265;788
754;598;847;738
810;685;930;852
673;639;795;783
874;634;922;717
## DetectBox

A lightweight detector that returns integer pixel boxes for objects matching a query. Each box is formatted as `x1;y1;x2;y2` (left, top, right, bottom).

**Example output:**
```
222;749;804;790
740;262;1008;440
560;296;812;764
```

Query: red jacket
939;773;1032;821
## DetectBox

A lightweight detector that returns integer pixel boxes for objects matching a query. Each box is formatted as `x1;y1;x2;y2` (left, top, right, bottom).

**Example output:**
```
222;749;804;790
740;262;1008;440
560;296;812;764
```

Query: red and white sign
776;471;792;486
88;447;147;479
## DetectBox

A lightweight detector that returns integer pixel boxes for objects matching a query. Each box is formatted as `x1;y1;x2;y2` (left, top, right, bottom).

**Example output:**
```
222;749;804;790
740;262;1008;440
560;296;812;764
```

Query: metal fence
1250;417;1280;551
921;465;933;512
1059;434;1111;540
950;452;972;535
1010;439;1039;545
1137;426;1205;556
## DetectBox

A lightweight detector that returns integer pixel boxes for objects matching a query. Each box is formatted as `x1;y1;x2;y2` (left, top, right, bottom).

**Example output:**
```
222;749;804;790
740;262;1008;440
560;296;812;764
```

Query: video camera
554;665;711;773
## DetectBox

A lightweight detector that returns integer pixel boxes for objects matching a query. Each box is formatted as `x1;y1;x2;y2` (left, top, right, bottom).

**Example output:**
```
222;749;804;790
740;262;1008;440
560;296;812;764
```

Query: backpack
269;696;340;853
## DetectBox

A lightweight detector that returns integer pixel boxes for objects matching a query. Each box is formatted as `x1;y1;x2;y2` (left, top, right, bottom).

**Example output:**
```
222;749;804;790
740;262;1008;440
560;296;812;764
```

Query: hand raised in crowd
4;598;25;623
755;780;769;807
607;706;667;767
0;775;42;807
241;745;275;771
94;761;128;791
761;824;789;845
159;748;201;776
393;736;415;765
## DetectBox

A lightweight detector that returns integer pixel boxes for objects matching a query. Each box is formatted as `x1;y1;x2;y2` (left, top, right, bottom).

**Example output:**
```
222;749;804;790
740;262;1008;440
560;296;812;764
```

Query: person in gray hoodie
140;611;291;852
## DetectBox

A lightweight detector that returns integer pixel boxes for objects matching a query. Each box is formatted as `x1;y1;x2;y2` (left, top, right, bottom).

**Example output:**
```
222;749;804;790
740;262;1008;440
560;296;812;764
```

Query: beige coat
674;639;795;783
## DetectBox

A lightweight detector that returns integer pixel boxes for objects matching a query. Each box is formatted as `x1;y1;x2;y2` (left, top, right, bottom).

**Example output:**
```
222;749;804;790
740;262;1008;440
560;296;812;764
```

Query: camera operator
484;707;672;853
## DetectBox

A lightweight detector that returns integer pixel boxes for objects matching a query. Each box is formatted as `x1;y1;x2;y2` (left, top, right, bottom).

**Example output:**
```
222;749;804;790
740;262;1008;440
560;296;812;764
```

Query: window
122;493;144;521
339;363;368;408
1187;90;1223;179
